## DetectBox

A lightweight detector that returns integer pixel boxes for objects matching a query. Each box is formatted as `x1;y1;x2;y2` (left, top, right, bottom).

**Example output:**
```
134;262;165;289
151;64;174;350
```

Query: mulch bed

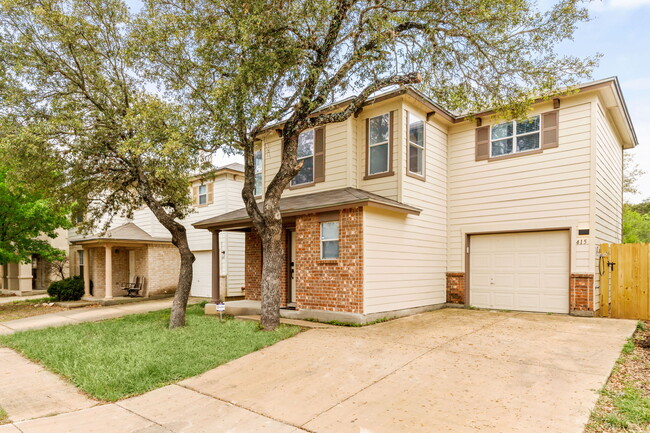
0;302;67;322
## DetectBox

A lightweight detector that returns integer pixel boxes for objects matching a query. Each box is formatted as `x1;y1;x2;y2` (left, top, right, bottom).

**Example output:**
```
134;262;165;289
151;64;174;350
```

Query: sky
126;0;650;202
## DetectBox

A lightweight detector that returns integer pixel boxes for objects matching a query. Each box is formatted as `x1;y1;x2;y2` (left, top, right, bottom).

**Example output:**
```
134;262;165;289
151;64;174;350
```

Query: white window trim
292;129;315;186
320;221;340;260
254;148;263;197
407;113;425;177
368;113;391;176
198;184;207;205
489;115;541;158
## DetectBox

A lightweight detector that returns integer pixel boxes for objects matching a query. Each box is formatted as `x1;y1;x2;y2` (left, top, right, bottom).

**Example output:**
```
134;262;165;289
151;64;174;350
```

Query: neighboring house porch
193;188;421;322
69;223;180;300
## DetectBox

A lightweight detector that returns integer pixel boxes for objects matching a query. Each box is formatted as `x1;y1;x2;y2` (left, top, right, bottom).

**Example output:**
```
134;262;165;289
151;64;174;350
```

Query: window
491;115;540;157
254;149;263;196
75;213;84;224
198;184;207;205
368;113;391;175
78;251;84;277
321;221;339;260
408;113;425;177
292;129;314;186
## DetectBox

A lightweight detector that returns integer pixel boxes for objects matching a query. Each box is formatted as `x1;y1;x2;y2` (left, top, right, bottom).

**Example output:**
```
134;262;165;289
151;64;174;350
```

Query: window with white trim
368;113;390;175
321;221;339;260
254;149;263;196
490;115;540;157
292;129;314;186
408;114;425;176
198;184;207;205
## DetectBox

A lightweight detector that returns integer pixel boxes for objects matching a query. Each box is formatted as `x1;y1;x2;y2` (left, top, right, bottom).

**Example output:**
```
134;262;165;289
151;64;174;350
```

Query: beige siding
448;96;597;274
357;100;402;200
262;120;351;198
363;103;448;314
594;99;624;245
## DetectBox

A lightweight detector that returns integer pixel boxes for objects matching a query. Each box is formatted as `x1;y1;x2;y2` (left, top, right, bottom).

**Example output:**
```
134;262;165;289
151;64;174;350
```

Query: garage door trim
465;228;572;313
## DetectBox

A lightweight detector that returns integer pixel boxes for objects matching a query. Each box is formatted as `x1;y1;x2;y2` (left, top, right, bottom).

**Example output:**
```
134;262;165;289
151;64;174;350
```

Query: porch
70;223;180;300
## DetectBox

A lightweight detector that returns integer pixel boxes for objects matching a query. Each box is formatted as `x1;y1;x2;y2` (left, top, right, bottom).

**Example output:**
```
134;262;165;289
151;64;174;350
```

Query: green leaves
0;168;70;265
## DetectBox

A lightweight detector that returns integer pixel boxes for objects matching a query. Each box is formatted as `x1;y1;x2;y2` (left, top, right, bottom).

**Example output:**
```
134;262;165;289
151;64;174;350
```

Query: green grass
9;296;55;305
0;407;7;425
600;387;650;429
0;304;300;401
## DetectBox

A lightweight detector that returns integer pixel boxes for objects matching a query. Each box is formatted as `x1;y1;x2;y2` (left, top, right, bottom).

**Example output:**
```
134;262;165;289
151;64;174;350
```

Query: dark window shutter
314;126;325;183
475;126;490;161
541;110;559;149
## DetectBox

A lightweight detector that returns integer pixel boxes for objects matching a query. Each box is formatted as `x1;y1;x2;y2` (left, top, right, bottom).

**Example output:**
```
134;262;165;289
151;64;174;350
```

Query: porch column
104;245;113;300
205;229;221;315
83;247;91;298
211;230;221;303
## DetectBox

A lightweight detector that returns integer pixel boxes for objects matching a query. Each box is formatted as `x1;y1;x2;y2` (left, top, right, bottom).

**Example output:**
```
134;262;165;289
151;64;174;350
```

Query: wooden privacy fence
599;243;650;320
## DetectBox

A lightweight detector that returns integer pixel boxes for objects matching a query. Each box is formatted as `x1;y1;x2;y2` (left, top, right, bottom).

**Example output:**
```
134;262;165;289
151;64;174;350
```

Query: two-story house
194;77;637;323
68;163;246;300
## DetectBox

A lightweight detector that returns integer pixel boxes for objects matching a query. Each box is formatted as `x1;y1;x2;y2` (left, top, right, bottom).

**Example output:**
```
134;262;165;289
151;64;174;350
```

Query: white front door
469;230;570;313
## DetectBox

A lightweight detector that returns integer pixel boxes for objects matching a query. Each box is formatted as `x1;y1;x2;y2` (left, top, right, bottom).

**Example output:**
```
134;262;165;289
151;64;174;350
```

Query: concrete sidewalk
0;298;201;335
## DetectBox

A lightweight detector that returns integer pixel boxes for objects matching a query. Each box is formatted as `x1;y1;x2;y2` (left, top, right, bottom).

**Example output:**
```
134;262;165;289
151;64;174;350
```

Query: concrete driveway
3;308;635;433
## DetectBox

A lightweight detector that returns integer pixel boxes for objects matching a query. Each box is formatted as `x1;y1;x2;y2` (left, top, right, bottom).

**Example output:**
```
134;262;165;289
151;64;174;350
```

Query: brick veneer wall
295;208;364;313
145;244;180;296
244;207;363;313
446;272;466;304
244;229;288;306
570;273;594;312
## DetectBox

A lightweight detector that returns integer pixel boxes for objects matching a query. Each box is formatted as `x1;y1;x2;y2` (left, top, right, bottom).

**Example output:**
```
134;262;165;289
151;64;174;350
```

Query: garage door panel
470;231;569;314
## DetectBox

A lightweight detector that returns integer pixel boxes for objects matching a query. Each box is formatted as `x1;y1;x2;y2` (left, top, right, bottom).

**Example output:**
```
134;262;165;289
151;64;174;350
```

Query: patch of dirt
585;322;650;432
0;302;67;322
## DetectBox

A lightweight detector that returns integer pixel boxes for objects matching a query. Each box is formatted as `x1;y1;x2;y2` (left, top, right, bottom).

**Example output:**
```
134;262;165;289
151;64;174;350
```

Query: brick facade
446;272;466;305
244;207;364;313
570;273;594;312
244;229;289;307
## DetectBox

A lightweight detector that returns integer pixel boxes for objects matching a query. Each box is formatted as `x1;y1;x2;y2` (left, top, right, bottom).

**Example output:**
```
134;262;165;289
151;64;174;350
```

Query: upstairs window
321;221;339;260
292;129;314;186
198;184;207;205
407;113;425;177
368;113;391;175
254;149;263;197
491;115;540;157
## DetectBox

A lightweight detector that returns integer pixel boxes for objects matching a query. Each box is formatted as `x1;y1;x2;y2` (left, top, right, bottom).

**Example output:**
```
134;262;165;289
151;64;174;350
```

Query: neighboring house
195;77;637;323
0;228;69;295
68;164;245;300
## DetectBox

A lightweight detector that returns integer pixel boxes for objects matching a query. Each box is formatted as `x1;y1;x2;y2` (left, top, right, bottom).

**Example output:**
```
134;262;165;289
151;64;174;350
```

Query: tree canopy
0;0;206;327
0;168;70;266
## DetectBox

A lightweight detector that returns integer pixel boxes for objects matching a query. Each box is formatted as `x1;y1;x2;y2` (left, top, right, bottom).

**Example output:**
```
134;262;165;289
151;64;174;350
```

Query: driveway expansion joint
114;402;175;432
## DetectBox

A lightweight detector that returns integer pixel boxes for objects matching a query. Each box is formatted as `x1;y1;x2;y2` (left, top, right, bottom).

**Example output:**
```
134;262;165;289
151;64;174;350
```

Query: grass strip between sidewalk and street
0;303;300;402
585;321;650;433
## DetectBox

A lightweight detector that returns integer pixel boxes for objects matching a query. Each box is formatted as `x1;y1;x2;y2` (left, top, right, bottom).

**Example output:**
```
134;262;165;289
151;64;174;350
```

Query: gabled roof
193;187;421;230
70;223;172;245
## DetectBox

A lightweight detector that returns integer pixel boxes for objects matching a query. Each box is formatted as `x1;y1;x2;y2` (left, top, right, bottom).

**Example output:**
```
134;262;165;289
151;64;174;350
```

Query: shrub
47;276;85;301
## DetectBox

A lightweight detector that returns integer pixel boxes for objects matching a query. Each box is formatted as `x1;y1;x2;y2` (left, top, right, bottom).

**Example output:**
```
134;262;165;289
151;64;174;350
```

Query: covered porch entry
70;223;180;300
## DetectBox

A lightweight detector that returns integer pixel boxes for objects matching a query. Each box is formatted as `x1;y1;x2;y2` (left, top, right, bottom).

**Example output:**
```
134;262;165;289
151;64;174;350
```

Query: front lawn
586;322;650;432
0;304;300;401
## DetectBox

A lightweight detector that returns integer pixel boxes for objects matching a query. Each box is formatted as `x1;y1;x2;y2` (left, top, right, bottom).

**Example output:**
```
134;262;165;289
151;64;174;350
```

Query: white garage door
469;231;570;314
191;251;212;298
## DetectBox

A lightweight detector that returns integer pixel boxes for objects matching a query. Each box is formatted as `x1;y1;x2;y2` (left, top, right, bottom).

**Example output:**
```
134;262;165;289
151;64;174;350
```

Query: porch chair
122;276;145;297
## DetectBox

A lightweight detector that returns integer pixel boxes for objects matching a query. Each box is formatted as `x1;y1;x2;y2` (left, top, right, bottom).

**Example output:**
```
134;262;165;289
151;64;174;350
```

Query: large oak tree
137;0;597;330
0;0;208;327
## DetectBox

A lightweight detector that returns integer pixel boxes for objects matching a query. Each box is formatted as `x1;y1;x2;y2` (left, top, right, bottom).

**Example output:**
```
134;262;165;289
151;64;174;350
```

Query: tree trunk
259;221;283;330
138;186;195;329
168;225;195;329
241;134;301;331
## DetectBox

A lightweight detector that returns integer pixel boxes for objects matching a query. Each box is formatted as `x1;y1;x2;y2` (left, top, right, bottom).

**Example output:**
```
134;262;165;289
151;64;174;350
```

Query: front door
289;230;297;306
